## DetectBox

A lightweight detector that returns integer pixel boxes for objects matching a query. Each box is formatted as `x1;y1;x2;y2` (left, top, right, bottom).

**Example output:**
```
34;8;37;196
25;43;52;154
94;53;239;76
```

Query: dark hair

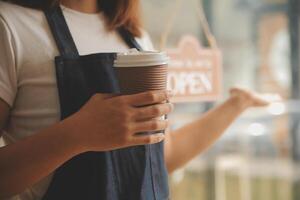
3;0;142;37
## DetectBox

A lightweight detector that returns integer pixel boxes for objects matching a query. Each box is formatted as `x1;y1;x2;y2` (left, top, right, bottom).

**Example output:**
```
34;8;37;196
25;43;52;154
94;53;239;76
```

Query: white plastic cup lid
114;50;169;67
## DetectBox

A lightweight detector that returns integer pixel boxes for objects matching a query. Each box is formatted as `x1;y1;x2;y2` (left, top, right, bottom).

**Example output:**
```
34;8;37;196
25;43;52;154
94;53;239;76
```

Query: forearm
165;96;248;173
0;118;81;198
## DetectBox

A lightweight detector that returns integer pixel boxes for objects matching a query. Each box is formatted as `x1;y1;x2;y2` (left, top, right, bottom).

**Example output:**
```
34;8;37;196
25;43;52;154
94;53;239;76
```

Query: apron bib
42;6;169;200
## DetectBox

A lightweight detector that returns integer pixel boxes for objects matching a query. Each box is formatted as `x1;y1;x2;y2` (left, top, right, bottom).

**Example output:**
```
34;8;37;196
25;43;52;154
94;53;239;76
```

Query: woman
0;0;268;199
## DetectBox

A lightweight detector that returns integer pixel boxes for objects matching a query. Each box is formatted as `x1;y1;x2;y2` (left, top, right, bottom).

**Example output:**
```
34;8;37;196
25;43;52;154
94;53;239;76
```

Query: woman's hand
229;87;274;109
65;90;174;153
164;87;276;172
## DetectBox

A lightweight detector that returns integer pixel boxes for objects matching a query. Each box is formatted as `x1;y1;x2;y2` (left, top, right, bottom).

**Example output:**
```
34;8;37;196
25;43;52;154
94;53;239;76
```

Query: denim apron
42;6;169;200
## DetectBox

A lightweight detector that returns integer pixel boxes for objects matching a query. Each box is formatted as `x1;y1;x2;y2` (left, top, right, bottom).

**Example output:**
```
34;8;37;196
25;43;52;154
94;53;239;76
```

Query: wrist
56;116;88;155
229;95;251;111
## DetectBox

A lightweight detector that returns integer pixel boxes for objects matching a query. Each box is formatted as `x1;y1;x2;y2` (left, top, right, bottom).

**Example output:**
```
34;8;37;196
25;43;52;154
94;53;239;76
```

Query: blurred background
141;0;300;199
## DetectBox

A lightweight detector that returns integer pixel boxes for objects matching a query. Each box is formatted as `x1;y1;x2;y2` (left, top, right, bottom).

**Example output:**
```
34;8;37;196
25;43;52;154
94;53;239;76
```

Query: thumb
98;93;120;100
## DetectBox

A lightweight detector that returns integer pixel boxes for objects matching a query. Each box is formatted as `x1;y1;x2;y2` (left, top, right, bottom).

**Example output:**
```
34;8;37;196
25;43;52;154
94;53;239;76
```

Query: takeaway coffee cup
114;50;169;135
114;50;169;94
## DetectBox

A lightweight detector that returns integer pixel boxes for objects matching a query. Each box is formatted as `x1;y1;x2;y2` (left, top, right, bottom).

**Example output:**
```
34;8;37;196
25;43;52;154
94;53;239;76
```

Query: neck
60;0;99;13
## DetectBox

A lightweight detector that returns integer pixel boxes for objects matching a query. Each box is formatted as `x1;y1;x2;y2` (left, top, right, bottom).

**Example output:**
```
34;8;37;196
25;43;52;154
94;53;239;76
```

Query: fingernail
158;134;165;141
167;90;174;98
168;103;174;111
159;136;165;142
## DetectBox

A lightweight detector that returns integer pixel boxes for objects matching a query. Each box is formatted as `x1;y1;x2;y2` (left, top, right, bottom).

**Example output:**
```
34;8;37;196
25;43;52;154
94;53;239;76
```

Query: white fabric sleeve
0;16;18;107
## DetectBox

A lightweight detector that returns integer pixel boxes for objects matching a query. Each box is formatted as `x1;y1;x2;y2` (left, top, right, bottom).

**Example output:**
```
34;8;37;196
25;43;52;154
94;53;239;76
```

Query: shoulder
0;1;20;12
0;2;21;32
0;1;32;20
135;29;155;51
0;1;44;32
0;2;22;51
0;2;48;50
0;2;48;70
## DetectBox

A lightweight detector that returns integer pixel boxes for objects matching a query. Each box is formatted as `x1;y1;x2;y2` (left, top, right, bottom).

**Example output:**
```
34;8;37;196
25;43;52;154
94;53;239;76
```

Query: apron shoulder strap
44;6;80;59
118;28;143;51
44;6;143;58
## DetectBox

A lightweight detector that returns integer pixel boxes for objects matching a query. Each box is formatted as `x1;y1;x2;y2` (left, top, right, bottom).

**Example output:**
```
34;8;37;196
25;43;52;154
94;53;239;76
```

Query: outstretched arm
164;88;270;173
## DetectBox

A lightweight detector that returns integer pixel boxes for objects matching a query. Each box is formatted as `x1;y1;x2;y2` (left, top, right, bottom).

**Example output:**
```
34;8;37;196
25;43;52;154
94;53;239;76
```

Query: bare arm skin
0;100;9;131
0;113;83;198
0;90;173;198
164;88;270;173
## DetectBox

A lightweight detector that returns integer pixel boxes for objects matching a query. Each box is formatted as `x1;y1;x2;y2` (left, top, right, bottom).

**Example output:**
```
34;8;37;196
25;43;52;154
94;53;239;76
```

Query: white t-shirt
0;2;154;199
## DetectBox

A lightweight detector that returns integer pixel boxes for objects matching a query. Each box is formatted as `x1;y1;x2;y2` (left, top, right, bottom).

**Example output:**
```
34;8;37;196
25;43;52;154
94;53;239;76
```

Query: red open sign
166;35;223;103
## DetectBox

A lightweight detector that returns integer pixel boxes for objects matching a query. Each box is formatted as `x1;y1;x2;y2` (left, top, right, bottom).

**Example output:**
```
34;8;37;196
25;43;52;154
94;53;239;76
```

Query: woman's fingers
124;90;172;107
131;133;165;146
132;119;169;133
133;103;174;120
